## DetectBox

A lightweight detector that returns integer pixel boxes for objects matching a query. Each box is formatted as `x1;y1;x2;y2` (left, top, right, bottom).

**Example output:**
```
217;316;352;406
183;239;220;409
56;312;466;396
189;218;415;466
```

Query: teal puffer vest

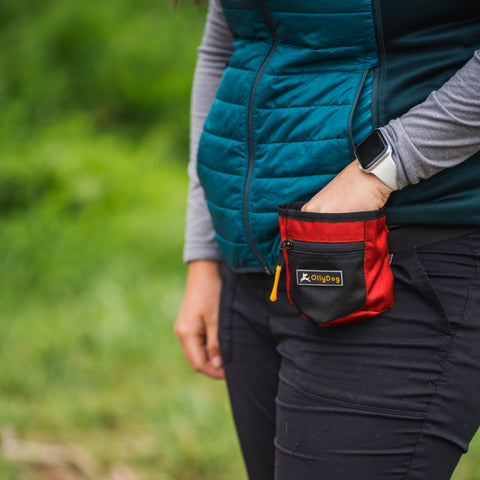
197;0;480;273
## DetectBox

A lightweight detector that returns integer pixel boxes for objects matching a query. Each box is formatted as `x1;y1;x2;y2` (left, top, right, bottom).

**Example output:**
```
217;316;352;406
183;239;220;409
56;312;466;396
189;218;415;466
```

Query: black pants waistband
387;225;479;254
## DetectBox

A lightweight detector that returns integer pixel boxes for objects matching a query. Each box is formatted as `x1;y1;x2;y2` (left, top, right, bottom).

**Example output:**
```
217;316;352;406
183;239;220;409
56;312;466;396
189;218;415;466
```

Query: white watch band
367;153;398;191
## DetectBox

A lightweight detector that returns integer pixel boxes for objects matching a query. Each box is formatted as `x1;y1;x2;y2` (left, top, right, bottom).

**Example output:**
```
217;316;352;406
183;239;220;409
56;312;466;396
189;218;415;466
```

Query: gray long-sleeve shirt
183;0;480;263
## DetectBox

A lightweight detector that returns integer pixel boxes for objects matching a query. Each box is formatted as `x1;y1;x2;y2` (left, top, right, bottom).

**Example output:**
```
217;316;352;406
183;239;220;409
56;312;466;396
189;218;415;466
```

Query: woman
175;0;480;478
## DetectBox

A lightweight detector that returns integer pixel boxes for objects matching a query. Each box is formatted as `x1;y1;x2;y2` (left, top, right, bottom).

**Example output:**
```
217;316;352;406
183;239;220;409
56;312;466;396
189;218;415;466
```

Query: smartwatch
355;129;398;191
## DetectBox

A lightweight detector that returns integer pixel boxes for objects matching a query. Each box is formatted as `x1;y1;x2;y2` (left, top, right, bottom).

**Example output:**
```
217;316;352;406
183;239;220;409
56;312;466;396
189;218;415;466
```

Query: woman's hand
174;260;224;380
301;160;393;214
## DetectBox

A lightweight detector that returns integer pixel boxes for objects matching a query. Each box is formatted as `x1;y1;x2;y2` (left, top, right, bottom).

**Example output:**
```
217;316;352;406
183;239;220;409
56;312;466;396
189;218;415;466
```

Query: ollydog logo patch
296;269;343;286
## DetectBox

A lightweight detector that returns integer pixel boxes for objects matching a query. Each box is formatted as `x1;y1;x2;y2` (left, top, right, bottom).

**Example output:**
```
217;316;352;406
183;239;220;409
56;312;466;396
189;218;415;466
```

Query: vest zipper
244;0;278;275
347;68;369;158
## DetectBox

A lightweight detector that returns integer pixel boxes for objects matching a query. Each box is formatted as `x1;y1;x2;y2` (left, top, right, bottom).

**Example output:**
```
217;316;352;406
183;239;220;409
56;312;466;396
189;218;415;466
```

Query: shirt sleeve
183;0;234;263
380;49;480;190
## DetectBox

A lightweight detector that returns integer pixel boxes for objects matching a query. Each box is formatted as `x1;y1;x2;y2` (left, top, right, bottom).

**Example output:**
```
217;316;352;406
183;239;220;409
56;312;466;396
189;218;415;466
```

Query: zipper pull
269;240;291;302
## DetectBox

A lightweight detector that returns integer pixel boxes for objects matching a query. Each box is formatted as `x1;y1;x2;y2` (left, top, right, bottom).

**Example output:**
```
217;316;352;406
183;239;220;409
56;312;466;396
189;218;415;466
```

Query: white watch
355;129;399;191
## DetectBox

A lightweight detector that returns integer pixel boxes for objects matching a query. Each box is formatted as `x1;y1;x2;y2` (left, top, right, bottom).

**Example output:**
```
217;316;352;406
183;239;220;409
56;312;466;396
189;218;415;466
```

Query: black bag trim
278;202;386;223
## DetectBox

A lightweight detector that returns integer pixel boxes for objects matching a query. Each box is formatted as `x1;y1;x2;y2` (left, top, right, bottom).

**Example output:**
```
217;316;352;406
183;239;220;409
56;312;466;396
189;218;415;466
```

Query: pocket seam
283;371;426;419
411;249;452;336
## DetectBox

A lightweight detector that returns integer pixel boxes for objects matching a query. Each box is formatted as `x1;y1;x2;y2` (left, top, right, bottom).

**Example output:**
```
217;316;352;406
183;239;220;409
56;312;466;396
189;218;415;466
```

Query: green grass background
0;1;478;478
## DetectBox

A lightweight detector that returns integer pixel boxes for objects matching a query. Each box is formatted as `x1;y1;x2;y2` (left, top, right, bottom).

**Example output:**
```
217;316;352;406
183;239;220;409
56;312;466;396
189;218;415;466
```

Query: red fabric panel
363;216;394;317
279;216;366;243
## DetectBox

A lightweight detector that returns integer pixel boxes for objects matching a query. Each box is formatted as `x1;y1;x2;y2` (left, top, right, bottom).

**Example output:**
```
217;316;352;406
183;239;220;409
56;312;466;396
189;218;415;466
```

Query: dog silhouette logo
299;273;311;283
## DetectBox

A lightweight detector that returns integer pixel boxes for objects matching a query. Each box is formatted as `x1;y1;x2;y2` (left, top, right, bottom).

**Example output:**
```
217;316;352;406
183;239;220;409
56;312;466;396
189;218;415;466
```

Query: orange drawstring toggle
269;264;282;302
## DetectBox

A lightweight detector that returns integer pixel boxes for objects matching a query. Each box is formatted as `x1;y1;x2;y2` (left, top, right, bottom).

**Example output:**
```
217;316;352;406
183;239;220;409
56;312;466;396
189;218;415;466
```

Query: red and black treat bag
273;202;394;326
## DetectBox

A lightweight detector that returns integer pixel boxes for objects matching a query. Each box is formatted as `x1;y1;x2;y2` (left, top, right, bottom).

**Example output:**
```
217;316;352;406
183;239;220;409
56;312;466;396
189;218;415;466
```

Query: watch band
366;152;398;191
355;129;399;191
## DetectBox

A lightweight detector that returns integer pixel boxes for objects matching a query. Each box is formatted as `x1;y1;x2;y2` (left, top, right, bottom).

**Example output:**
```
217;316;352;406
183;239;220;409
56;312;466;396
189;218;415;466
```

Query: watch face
355;131;388;170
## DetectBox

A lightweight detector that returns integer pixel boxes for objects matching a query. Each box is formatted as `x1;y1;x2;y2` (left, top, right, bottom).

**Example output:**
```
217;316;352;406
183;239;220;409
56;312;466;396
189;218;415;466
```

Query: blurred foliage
0;0;206;155
0;118;245;479
0;0;477;478
0;0;248;478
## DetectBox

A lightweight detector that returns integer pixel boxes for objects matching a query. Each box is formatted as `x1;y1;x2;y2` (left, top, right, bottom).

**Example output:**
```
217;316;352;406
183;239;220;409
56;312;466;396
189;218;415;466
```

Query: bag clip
269;240;291;302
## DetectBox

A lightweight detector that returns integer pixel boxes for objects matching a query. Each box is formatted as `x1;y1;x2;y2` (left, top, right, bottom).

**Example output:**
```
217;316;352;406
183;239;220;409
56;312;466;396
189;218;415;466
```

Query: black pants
218;232;480;480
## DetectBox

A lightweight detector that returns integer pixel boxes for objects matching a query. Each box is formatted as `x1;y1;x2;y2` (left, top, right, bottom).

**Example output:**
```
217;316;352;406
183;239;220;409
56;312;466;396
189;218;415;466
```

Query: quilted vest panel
197;0;378;272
